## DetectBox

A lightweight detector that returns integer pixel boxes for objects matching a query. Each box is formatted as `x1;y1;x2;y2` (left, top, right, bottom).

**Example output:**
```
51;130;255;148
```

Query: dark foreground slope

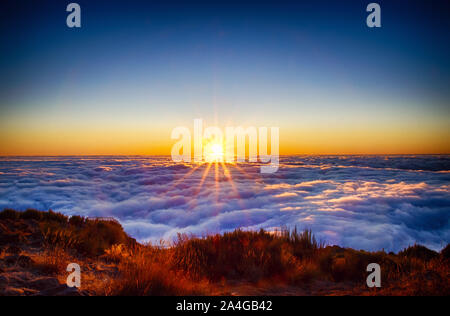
0;209;449;296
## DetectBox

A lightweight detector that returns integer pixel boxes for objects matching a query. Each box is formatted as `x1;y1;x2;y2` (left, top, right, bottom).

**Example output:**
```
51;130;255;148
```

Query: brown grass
106;245;210;296
1;209;449;296
33;246;73;275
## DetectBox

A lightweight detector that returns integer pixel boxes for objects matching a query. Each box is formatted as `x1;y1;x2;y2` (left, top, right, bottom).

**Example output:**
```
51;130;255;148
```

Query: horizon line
0;153;449;157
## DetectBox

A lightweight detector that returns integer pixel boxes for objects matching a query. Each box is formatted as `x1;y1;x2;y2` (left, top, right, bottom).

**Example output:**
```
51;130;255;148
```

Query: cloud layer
0;155;449;252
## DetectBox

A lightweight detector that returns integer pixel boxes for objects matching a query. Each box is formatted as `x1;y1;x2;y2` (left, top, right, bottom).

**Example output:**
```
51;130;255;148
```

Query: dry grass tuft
33;246;73;275
107;245;209;296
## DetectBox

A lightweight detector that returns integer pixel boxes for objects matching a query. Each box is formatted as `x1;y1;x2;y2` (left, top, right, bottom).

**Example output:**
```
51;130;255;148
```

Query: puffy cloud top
0;155;449;252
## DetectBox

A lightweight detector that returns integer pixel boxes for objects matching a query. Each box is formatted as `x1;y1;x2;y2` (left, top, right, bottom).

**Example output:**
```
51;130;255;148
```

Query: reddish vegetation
0;209;448;296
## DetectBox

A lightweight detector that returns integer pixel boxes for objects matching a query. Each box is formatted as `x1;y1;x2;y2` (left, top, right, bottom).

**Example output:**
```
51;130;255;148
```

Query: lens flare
204;142;224;162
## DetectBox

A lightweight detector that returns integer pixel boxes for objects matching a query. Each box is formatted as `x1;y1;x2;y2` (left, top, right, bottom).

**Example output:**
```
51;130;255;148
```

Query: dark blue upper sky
0;0;449;154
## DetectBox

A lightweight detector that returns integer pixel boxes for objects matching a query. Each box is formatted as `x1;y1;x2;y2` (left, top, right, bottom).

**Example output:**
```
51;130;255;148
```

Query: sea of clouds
0;155;449;252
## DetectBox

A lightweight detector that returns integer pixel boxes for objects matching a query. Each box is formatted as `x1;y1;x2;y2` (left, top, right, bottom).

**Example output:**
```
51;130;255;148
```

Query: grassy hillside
0;209;448;296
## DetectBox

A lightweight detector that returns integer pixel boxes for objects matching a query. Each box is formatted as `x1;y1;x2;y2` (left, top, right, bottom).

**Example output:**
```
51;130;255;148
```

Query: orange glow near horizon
0;120;449;156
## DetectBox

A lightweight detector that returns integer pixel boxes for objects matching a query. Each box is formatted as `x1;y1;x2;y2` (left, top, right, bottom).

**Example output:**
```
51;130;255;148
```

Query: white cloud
0;155;449;252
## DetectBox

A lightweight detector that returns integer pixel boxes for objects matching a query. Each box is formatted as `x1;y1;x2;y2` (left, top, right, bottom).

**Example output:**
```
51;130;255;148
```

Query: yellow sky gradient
1;121;448;156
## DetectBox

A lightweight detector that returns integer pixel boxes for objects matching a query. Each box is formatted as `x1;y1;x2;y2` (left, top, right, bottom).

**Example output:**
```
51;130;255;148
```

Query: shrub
69;215;86;227
289;261;321;284
314;247;393;283
284;228;322;260
34;246;71;275
76;219;130;256
103;244;131;263
109;247;208;296
394;256;425;276
172;228;323;282
41;224;81;250
42;210;68;224
0;209;20;220
20;209;44;221
440;244;450;260
399;244;439;261
40;214;130;256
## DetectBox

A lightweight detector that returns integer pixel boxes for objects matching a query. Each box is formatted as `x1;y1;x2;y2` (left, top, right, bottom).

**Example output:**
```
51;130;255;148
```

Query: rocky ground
0;218;89;296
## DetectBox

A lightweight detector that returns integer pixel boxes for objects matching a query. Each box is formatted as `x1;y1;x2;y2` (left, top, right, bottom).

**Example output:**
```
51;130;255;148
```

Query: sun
204;141;224;162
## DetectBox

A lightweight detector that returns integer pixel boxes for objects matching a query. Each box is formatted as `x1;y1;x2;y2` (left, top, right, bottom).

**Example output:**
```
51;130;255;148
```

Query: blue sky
0;0;449;154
